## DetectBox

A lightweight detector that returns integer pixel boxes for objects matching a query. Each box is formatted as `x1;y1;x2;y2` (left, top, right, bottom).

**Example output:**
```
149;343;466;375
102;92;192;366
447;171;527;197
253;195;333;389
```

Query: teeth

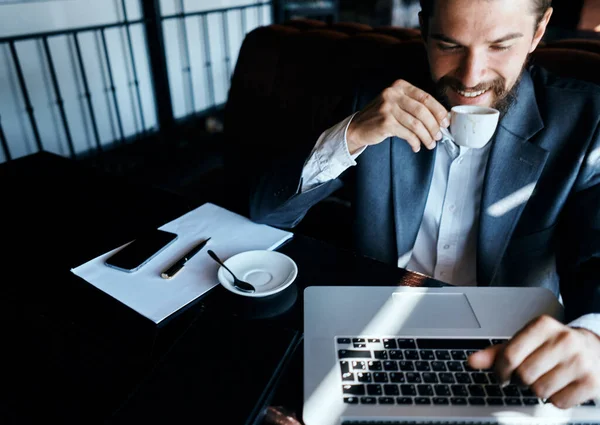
457;89;487;98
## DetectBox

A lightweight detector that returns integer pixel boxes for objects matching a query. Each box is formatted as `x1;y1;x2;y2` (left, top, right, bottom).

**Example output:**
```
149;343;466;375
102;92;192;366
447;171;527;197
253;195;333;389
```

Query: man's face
422;0;550;112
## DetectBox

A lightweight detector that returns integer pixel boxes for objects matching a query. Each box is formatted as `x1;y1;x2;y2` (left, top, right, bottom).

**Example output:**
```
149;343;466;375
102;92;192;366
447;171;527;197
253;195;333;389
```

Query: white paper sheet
71;202;294;323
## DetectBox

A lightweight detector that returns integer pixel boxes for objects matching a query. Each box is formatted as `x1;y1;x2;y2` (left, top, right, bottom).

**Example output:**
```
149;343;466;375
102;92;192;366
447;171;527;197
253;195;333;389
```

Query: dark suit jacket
249;66;600;322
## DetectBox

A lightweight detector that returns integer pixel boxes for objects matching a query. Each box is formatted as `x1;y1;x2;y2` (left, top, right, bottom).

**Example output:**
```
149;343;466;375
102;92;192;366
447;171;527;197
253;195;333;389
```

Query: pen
160;237;211;279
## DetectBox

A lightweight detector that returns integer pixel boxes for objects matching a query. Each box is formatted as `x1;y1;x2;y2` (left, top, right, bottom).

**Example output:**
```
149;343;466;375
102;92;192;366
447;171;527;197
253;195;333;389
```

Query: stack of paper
71;203;294;323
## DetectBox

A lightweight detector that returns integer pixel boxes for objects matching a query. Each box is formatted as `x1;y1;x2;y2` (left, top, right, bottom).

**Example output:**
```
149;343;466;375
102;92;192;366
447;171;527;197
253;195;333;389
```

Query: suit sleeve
248;144;346;229
248;79;387;229
559;122;600;323
248;111;361;228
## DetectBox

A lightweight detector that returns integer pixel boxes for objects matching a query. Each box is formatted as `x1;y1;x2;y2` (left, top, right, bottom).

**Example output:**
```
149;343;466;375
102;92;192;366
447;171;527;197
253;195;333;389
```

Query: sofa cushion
223;20;600;246
530;47;600;84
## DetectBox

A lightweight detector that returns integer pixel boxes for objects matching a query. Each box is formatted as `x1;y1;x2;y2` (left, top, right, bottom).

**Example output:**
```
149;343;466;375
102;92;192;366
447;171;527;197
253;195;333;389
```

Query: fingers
396;96;443;149
481;316;600;409
522;331;600;405
468;343;503;370
516;337;571;388
494;315;560;384
400;81;450;128
392;121;424;153
549;375;600;409
386;81;448;152
530;362;579;403
392;105;438;152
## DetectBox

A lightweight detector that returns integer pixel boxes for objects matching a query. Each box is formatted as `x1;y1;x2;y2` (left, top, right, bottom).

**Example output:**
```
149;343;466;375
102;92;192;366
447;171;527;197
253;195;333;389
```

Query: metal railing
0;15;147;161
161;1;271;119
0;0;272;163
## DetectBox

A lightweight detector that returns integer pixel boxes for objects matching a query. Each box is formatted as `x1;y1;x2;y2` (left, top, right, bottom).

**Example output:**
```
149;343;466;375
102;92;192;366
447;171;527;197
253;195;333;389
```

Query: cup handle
440;127;454;143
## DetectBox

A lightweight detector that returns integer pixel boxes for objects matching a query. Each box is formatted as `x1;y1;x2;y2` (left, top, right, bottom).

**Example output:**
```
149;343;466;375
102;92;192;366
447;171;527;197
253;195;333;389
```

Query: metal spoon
207;250;256;293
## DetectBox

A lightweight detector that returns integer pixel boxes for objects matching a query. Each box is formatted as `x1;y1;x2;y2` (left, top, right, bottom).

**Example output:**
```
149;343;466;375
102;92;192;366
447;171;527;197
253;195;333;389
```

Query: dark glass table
3;151;446;425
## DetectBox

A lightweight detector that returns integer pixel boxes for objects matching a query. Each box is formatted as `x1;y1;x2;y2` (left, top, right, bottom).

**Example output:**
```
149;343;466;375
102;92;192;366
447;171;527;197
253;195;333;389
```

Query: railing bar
161;2;270;21
177;0;196;115
42;36;76;157
73;33;102;152
121;0;146;133
94;31;117;143
200;14;216;110
0;19;146;44
8;41;43;152
100;29;125;144
257;3;262;26
221;11;232;84
119;1;140;136
0;1;272;155
241;8;247;36
0;114;11;161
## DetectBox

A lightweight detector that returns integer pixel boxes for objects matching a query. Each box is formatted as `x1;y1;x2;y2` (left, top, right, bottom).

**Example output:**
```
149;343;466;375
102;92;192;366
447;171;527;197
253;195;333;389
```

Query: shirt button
448;204;456;212
443;244;450;250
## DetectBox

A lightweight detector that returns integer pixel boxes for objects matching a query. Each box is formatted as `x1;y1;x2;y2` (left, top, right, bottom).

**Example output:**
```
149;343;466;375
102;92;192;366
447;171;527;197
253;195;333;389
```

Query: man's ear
530;7;553;53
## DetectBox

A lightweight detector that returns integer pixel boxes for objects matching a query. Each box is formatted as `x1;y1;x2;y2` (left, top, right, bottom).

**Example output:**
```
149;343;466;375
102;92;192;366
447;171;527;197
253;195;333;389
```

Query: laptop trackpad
392;293;480;329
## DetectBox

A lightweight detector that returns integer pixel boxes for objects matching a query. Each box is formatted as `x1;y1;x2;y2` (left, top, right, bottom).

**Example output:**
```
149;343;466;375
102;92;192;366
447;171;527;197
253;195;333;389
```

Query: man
249;0;600;408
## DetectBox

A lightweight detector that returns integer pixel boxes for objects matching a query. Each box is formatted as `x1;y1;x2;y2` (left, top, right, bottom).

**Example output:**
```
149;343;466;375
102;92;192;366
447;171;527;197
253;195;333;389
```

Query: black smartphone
105;229;178;273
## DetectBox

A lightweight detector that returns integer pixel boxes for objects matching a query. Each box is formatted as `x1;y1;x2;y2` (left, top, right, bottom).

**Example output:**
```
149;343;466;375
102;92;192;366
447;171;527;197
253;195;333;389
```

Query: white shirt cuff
300;112;364;192
568;313;600;338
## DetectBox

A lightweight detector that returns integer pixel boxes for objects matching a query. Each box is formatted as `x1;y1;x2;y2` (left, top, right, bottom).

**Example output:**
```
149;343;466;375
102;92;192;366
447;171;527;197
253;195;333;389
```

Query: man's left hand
468;315;600;409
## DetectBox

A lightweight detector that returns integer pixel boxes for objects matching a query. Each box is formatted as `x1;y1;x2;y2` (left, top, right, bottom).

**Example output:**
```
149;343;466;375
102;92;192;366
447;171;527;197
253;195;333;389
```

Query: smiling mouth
455;88;489;98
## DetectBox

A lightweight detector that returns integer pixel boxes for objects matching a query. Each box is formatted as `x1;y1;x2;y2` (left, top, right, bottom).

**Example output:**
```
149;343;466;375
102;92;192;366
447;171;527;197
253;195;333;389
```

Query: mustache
434;67;525;117
436;76;508;98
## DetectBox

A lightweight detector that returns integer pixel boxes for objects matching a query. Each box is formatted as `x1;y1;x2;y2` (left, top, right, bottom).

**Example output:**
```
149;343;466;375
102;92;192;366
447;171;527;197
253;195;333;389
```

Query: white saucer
217;250;298;297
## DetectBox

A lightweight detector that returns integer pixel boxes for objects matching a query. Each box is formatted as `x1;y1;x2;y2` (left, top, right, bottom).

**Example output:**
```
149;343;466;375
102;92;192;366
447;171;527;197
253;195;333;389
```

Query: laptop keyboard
337;337;596;408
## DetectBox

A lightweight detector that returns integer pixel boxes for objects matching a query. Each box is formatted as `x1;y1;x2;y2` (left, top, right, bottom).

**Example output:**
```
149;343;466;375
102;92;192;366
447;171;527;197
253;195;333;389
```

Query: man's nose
457;50;487;89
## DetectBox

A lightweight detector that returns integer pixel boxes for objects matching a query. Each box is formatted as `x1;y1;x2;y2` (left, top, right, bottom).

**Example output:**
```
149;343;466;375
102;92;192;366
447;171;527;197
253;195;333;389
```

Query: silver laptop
303;286;600;425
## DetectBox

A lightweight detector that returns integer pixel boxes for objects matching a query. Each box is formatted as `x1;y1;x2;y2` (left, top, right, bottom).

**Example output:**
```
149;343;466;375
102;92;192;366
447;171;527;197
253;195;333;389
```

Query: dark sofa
222;19;600;248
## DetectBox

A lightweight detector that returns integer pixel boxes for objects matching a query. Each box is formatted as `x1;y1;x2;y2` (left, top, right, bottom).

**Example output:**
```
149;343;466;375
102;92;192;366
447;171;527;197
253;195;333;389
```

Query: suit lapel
477;71;549;286
391;137;436;261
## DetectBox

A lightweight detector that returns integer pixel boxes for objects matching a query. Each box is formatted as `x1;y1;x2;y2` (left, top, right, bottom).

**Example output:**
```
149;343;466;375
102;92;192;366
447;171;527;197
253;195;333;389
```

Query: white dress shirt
300;113;600;336
404;138;490;286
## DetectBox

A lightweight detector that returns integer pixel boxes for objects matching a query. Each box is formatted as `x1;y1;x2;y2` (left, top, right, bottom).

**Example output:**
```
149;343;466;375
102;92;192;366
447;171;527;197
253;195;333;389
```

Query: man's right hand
346;79;450;154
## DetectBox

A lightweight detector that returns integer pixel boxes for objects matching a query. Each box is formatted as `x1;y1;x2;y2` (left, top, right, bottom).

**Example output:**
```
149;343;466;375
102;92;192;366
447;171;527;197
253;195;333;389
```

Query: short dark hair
419;0;552;33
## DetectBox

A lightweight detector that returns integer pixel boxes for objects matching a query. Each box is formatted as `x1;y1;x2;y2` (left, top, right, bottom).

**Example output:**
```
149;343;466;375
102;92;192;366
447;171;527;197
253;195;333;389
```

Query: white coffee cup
442;105;500;149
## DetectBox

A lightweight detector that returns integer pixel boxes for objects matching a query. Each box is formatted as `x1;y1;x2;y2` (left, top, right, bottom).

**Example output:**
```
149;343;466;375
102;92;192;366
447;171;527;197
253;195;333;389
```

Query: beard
434;67;525;118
